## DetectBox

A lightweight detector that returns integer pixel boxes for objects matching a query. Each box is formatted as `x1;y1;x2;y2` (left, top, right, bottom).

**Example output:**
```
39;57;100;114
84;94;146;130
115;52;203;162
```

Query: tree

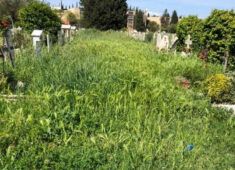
80;0;127;30
176;16;204;50
147;21;159;32
203;10;235;70
170;10;178;24
18;1;61;41
0;0;32;21
134;9;146;32
160;9;170;31
67;12;79;25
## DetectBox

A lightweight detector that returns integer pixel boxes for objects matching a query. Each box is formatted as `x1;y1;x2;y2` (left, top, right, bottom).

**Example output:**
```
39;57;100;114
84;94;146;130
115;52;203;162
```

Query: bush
203;10;235;69
203;74;232;103
145;32;153;42
18;1;61;43
147;21;159;32
12;29;31;48
0;74;7;92
176;16;204;51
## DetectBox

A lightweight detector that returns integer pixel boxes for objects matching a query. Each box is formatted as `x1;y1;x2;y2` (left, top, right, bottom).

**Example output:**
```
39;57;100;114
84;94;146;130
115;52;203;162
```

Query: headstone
156;33;162;47
70;26;77;40
58;31;65;46
31;30;43;55
61;24;71;41
156;33;169;51
185;35;192;49
162;35;169;50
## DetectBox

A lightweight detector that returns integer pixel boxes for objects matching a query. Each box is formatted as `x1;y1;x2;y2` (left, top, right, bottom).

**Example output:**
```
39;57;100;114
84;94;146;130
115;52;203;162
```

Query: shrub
176;16;204;51
12;29;31;48
147;21;159;32
203;74;232;103
0;74;7;92
203;10;235;69
145;32;153;42
18;1;61;43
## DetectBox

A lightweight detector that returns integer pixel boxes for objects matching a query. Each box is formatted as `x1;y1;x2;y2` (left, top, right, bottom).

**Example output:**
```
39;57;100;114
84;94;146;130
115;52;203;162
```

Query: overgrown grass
0;30;234;169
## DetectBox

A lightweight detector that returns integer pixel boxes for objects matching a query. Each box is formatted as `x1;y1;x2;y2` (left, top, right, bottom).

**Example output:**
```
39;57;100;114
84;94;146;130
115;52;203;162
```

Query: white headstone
156;33;162;47
185;35;192;49
61;24;71;39
71;26;76;30
31;30;43;49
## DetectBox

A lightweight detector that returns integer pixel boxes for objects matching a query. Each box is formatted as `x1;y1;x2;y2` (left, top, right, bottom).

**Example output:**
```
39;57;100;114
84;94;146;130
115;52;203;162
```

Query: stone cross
2;29;15;67
185;35;192;49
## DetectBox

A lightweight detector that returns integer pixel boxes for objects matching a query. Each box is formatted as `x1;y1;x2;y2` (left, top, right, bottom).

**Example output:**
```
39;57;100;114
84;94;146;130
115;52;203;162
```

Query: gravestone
185;35;192;49
31;30;43;56
156;33;162;47
61;24;71;41
58;31;65;46
156;33;169;51
70;26;77;40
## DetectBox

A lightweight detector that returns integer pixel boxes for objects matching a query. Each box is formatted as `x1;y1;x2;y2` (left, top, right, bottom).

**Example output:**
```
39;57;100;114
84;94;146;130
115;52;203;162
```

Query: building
127;10;135;32
147;16;161;26
61;8;81;24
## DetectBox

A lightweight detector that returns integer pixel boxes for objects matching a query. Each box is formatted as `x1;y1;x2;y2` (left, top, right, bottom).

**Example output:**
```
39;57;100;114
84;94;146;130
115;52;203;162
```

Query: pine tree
80;0;127;30
134;9;146;32
170;10;178;24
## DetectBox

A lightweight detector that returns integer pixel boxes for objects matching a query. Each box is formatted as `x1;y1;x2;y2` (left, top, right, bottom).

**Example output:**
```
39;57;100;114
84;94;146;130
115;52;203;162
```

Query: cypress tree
171;10;178;24
134;9;146;32
80;0;127;30
160;9;170;31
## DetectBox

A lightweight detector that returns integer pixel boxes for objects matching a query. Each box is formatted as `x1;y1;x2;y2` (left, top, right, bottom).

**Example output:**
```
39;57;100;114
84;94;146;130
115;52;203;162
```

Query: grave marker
61;24;71;41
31;30;43;55
185;35;192;49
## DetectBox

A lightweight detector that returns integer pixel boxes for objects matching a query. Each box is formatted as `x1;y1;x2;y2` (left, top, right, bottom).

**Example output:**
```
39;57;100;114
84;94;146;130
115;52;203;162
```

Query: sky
45;0;235;18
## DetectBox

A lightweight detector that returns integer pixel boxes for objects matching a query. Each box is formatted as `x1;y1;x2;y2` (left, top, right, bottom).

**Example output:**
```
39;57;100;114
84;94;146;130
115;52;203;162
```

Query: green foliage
0;0;32;21
203;10;235;68
18;1;61;41
0;74;7;91
147;21;159;32
170;10;178;24
80;0;127;30
12;29;31;48
167;24;177;33
0;30;234;169
203;74;232;103
67;12;79;25
145;32;153;42
134;9;146;32
176;16;204;51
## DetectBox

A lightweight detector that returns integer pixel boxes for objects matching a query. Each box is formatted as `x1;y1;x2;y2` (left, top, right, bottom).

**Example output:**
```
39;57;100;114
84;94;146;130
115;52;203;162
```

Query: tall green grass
0;30;234;169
